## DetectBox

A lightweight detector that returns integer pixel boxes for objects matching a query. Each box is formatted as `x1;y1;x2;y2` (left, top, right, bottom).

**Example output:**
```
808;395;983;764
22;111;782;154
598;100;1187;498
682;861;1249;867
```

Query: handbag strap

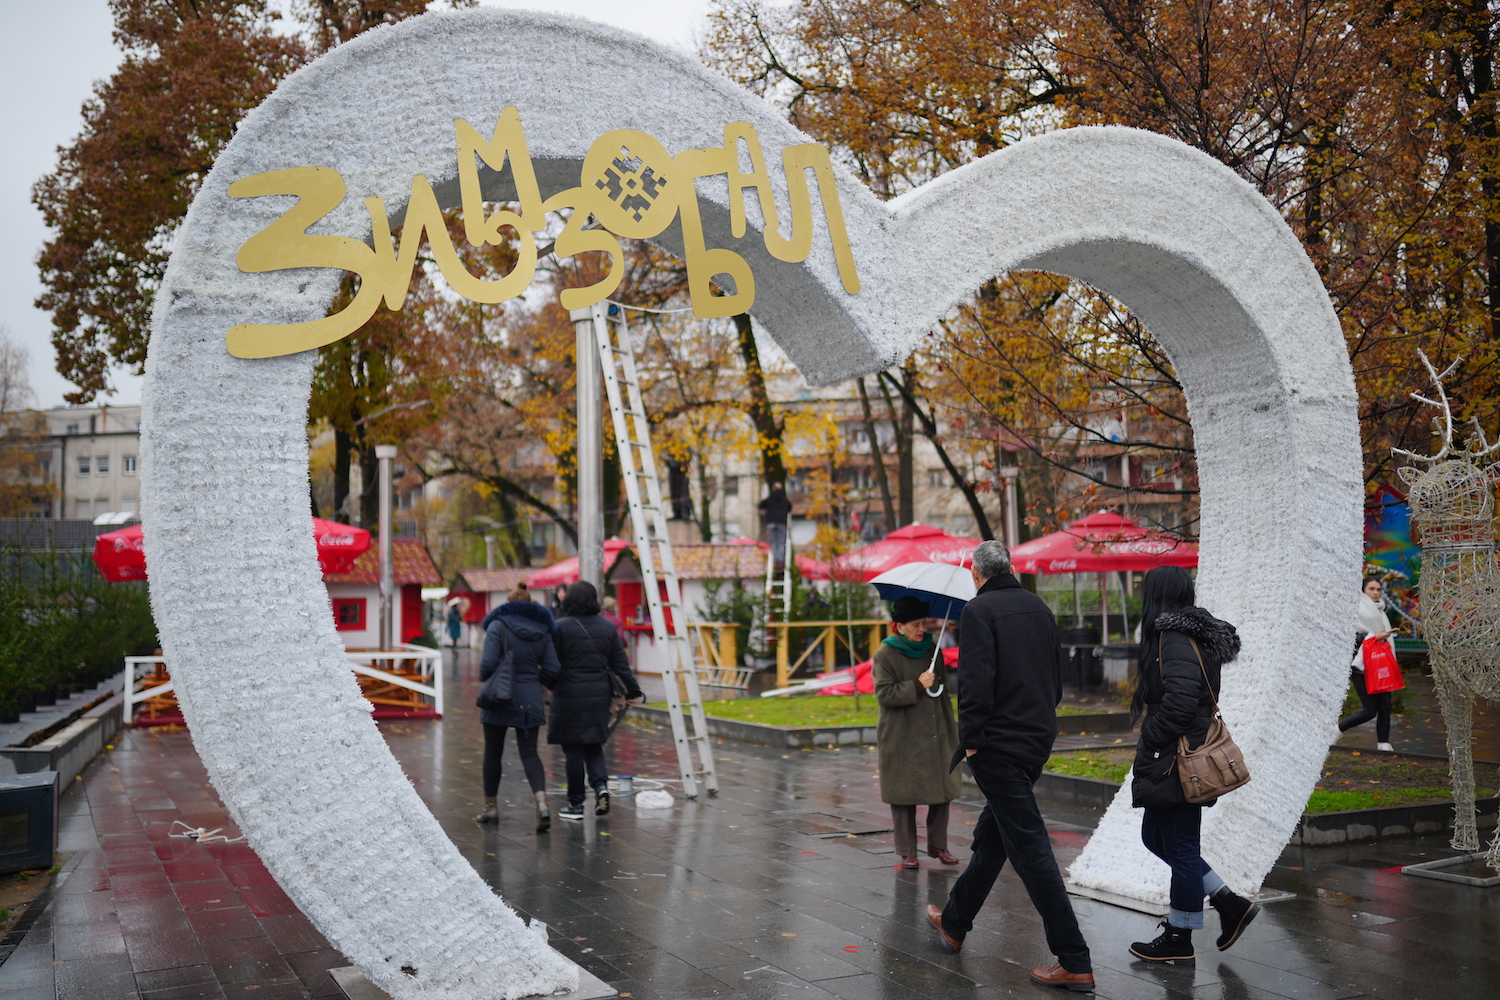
1185;636;1222;714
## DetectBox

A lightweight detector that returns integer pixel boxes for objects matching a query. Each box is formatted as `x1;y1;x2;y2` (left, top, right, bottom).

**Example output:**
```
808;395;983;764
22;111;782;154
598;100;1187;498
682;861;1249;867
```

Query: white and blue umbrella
868;561;975;696
869;561;976;615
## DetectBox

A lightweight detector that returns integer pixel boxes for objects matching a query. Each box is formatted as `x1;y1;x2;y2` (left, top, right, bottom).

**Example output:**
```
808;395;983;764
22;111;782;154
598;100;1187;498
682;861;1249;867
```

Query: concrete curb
1291;795;1499;846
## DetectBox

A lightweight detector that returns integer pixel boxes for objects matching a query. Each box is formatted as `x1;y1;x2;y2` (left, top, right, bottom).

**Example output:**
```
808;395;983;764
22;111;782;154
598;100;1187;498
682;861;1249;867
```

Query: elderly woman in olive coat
874;595;962;869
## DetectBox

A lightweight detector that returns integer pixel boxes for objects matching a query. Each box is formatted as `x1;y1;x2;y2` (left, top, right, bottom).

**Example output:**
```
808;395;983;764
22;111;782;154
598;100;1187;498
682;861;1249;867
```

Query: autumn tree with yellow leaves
708;0;1500;534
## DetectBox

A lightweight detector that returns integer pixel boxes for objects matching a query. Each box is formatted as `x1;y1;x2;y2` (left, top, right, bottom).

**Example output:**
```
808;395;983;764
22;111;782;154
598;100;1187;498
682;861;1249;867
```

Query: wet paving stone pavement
1;651;1496;999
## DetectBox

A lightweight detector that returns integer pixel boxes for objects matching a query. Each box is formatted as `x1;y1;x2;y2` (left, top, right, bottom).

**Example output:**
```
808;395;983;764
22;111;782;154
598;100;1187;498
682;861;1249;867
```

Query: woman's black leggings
1338;669;1391;743
482;724;546;796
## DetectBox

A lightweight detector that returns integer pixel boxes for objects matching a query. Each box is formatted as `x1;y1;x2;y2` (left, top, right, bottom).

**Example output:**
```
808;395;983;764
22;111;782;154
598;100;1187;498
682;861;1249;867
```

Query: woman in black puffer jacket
546;581;642;819
475;586;558;832
1126;566;1258;966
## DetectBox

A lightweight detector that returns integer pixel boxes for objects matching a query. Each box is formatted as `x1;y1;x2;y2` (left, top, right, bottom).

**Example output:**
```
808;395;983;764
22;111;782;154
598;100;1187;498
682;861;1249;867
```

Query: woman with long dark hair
1127;566;1258;964
546;581;642;820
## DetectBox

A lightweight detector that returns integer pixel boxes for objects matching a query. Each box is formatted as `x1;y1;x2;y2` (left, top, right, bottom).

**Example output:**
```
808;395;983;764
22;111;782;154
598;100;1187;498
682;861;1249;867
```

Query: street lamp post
376;444;397;649
569;306;604;590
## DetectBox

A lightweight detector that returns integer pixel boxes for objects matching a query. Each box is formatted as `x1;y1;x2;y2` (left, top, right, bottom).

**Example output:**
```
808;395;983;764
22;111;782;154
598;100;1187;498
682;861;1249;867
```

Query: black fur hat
890;595;931;623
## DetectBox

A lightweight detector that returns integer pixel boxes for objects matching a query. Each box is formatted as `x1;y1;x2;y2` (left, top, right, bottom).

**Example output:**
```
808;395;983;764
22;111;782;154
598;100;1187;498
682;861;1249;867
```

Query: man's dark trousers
940;749;1092;974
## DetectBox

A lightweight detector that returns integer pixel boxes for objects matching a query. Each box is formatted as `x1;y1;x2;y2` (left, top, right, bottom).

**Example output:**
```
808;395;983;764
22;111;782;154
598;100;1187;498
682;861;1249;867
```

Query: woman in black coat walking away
546;581;642;819
1127;566;1259;965
475;586;558;832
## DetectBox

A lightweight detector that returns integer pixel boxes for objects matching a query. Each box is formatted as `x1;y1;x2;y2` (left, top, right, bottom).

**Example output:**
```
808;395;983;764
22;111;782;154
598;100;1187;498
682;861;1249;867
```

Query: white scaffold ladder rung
590;301;718;798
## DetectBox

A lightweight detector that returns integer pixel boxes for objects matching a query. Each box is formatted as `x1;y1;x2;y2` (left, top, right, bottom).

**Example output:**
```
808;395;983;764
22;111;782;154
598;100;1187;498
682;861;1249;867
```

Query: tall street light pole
569;306;604;589
376;444;397;649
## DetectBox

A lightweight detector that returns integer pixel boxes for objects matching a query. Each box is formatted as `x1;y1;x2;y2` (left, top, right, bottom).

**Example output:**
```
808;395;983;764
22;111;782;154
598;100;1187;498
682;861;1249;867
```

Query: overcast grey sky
2;0;713;411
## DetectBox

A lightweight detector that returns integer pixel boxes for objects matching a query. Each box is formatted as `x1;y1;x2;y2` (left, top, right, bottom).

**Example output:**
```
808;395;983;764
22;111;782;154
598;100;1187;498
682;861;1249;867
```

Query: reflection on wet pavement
375;651;1498;1000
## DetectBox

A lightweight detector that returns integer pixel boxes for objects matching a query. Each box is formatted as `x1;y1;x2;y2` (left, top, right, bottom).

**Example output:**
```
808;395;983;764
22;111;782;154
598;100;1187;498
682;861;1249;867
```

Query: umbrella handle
923;599;951;698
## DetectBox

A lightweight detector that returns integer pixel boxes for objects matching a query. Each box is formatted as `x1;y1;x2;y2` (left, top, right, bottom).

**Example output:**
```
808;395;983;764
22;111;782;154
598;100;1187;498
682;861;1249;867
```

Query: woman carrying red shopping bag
1338;576;1401;751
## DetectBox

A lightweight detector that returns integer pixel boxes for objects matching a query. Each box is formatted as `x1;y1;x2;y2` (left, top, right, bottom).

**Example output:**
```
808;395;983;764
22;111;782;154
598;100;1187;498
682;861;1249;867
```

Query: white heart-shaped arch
141;9;1360;998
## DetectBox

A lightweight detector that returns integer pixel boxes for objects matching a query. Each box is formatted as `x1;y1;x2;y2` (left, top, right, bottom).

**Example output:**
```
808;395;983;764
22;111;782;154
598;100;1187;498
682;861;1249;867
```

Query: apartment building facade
32;404;143;520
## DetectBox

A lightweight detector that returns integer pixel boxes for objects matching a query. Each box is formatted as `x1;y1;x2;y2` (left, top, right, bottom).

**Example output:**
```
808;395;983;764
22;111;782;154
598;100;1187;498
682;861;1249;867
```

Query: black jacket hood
480;600;554;637
1153;607;1240;664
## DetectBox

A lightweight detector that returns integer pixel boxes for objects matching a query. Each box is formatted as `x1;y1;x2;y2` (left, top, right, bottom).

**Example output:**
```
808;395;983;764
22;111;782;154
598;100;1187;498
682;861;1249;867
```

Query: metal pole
569;307;604;589
1000;466;1020;549
375;444;397;649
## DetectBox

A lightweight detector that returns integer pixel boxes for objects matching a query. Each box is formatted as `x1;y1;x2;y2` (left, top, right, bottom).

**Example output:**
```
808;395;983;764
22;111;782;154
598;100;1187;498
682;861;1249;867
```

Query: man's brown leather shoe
925;904;961;954
1028;964;1094;992
928;848;960;865
901;855;919;869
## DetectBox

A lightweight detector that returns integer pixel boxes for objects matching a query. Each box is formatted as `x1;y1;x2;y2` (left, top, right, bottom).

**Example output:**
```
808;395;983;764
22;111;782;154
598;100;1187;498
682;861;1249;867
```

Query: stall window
333;598;367;631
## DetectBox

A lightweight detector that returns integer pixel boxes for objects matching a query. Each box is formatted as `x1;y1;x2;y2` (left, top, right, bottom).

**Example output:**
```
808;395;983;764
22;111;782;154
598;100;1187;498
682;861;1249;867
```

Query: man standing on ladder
760;482;792;572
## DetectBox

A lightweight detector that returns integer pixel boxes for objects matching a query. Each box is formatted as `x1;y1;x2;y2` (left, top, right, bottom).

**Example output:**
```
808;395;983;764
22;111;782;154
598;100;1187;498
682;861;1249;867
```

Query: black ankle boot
1209;889;1259;951
1129;921;1194;964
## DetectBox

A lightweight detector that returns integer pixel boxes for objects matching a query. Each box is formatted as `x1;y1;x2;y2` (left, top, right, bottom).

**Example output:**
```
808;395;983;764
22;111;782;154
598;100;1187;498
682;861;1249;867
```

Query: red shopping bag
1362;637;1405;694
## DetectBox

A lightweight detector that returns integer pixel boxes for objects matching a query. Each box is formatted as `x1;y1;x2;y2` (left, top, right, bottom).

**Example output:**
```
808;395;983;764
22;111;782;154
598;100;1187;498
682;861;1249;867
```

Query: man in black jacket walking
925;540;1094;992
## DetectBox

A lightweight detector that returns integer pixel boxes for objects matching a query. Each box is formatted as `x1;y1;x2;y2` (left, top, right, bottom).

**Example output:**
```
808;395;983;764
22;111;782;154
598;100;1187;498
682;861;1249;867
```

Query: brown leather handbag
1176;637;1251;804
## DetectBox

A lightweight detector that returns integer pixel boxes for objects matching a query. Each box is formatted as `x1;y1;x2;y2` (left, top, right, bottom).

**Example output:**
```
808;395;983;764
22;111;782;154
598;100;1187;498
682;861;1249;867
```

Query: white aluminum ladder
762;532;793;655
589;301;718;798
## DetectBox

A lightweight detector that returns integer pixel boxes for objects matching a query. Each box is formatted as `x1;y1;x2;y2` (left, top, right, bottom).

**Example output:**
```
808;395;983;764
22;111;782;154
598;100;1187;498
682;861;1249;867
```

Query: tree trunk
697;457;714;541
732;313;787;487
856;377;897;530
358;443;378;529
879;370;996;540
333;427;352;524
875;371;913;525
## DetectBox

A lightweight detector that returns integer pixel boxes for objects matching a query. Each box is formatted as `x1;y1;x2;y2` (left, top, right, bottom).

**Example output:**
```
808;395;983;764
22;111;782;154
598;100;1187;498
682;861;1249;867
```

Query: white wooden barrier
125;644;444;719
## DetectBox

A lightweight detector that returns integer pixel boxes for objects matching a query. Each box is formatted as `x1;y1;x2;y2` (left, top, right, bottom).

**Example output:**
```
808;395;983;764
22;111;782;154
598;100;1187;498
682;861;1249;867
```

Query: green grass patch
1304;787;1453;813
1044;749;1132;784
1042;746;1469;815
645;697;1118;729
647;695;880;728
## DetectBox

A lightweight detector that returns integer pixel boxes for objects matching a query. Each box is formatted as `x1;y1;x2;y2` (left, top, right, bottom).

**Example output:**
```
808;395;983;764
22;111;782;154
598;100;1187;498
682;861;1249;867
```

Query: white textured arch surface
891;133;1362;900
141;9;1359;996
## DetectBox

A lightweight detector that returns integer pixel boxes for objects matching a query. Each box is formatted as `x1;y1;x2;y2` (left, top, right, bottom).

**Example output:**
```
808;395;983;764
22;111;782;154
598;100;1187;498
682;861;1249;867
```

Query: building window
95;455;109;475
75;499;91;518
77;456;90;476
122;497;137;514
927;468;948;488
65;423;79;435
333;597;367;631
122;455;137;475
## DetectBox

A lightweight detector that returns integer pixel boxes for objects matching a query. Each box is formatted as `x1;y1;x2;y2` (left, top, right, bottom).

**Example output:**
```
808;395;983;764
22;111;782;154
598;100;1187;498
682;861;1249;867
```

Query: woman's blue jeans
1141;804;1226;929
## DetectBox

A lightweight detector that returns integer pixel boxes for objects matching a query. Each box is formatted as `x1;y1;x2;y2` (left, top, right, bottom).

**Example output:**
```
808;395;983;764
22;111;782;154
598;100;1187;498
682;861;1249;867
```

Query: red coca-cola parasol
526;538;633;589
827;523;980;583
92;518;372;582
1009;511;1197;574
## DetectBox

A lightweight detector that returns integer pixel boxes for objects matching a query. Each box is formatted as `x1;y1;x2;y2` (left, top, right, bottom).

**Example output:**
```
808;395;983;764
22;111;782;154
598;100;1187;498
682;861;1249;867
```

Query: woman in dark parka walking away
475;585;557;832
546;581;642;819
1127;566;1259;965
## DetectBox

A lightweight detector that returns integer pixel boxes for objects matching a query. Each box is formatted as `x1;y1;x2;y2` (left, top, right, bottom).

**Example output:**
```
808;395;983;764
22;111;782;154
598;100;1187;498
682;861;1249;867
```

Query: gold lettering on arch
224;109;861;359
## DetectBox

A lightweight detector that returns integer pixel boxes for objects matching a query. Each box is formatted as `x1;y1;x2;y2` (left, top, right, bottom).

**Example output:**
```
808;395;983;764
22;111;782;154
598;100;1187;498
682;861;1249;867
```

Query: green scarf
883;633;935;659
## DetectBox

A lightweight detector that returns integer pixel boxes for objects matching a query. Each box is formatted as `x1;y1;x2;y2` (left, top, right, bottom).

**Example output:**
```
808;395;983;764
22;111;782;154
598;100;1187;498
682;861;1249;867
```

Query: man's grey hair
971;540;1012;580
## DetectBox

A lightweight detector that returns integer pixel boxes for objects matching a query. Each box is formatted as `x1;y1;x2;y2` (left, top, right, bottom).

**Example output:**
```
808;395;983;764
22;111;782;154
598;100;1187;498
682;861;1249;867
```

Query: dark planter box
0;771;58;875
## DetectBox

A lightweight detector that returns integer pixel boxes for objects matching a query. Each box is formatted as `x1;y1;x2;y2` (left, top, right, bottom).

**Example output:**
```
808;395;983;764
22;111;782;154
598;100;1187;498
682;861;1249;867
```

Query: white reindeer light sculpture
1395;351;1500;865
